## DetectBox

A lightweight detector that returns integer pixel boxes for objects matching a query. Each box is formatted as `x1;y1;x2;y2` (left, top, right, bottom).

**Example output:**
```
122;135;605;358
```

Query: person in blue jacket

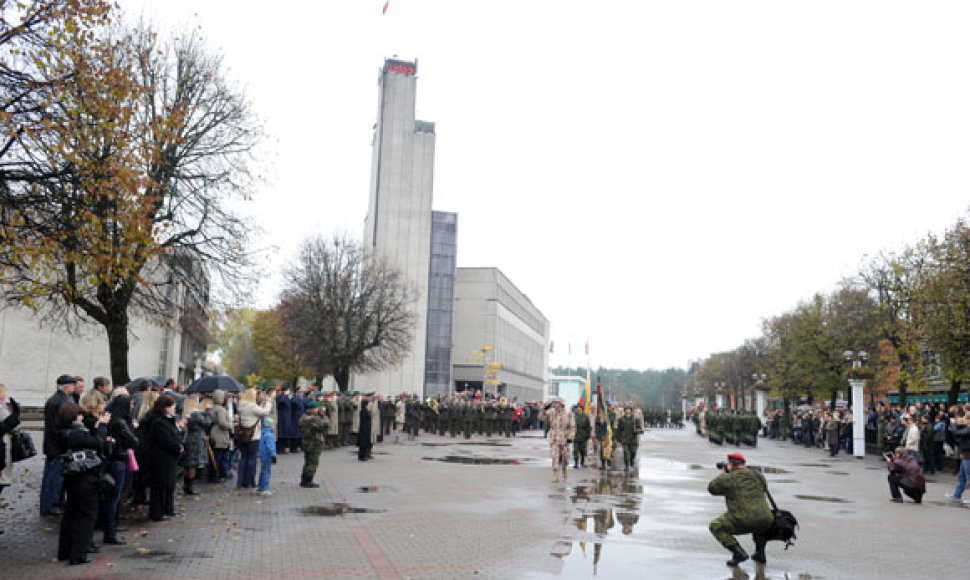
257;417;277;496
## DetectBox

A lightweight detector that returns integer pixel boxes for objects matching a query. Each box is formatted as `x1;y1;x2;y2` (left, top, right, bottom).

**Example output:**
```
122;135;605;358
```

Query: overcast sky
122;0;970;371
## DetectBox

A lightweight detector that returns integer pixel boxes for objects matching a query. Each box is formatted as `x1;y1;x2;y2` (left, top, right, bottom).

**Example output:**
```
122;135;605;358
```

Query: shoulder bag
758;472;799;549
10;430;38;462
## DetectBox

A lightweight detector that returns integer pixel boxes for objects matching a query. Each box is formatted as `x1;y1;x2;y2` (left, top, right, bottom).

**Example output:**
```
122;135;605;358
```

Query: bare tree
278;234;416;392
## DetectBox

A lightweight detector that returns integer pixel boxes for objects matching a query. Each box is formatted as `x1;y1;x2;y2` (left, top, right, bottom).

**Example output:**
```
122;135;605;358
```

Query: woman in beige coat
236;389;273;489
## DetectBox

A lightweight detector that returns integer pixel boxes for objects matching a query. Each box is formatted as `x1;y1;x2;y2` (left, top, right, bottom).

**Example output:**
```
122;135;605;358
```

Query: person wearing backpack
707;451;774;567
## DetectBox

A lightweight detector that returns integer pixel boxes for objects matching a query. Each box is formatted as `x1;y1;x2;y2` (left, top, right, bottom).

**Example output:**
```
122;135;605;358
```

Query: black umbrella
185;374;243;394
125;376;166;390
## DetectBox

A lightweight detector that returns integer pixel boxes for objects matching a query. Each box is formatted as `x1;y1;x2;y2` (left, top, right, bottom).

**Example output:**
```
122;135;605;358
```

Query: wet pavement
0;428;967;579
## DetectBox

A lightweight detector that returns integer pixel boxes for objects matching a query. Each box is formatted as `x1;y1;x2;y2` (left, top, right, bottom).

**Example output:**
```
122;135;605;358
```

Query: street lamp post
714;381;725;409
752;373;767;416
843;350;869;459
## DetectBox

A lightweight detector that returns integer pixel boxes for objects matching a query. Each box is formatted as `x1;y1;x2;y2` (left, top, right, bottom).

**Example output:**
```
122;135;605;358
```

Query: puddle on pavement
689;464;705;470
423;455;527;465
795;494;849;503
300;503;386;516
749;466;791;474
420;441;512;447
357;485;396;493
770;479;798;483
827;471;849;476
796;463;833;468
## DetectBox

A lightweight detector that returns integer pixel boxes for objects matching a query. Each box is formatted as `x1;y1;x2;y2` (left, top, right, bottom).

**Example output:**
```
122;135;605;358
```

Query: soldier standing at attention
298;401;330;488
615;406;638;473
572;404;591;468
707;452;773;567
546;398;576;483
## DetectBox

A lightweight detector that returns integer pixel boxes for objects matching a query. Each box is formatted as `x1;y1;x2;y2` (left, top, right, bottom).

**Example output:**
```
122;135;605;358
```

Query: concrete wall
363;60;434;397
0;306;176;407
452;268;549;402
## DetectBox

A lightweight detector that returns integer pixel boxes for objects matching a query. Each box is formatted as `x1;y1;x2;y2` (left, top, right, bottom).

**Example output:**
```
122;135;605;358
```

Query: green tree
917;217;970;405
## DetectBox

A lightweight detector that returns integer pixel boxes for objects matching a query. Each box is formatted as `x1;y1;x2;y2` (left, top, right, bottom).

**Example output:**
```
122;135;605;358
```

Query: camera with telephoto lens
716;461;727;471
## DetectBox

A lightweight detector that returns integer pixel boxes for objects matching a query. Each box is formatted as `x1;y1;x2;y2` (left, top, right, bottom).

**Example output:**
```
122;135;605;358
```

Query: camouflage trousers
708;512;771;549
622;442;638;467
573;439;588;465
550;442;569;470
302;446;323;479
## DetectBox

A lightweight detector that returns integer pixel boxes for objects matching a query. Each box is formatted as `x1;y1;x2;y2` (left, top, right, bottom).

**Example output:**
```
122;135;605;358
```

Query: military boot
561;465;568;481
726;543;749;567
552;471;559;483
752;540;767;564
300;475;320;489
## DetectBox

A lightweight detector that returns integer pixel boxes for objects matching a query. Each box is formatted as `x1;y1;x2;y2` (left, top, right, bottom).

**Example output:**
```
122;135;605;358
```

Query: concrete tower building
364;58;441;397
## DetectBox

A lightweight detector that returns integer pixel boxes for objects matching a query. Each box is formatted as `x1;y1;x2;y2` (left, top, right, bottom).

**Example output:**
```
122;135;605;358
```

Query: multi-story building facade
452;267;550;402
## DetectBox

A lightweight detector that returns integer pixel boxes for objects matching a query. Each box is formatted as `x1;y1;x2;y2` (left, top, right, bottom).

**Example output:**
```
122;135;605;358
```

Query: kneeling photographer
885;446;925;503
707;452;773;567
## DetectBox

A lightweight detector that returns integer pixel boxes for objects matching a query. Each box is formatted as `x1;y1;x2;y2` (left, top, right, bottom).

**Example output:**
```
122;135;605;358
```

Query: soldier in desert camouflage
546;398;576;483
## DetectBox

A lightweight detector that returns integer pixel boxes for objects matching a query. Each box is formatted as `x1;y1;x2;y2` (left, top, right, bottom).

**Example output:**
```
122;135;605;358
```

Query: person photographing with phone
707;452;773;567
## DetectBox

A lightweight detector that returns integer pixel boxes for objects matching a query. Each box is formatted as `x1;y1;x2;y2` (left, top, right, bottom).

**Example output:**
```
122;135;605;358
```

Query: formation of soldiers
691;406;762;447
641;406;685;429
394;393;534;440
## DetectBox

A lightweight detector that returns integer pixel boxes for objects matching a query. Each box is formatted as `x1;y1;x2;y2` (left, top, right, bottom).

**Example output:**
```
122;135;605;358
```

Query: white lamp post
843;350;869;459
753;373;768;418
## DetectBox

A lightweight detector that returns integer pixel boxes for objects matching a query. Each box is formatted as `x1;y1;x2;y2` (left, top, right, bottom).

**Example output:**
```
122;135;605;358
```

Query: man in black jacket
41;375;77;516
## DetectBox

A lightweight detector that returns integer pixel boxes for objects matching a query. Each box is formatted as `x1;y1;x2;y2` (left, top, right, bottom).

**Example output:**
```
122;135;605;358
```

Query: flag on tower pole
382;1;389;14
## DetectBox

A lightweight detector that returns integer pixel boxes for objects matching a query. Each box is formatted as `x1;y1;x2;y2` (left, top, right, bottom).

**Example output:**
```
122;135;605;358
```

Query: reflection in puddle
553;472;645;572
423;455;527;465
795;494;849;503
300;503;386;516
420;441;513;447
796;463;833;468
827;471;849;476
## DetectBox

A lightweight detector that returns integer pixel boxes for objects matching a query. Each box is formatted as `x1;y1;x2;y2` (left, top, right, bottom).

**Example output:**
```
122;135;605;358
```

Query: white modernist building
451;268;550;402
363;58;440;398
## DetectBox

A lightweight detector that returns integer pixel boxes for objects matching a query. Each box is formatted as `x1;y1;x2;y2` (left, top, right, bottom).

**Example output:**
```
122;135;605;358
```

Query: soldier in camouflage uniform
615;406;639;473
572;404;591;468
546;398;576;483
298;401;330;488
707;451;773;567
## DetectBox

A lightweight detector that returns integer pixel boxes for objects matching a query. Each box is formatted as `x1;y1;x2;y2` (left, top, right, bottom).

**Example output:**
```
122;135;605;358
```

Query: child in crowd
257;417;277;496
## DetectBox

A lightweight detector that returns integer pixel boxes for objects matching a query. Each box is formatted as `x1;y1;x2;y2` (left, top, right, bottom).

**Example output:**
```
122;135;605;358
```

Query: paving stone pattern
0;427;966;579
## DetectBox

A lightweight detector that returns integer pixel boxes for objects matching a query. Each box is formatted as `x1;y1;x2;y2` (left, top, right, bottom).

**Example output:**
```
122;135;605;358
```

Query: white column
850;379;865;459
756;390;765;417
715;394;725;408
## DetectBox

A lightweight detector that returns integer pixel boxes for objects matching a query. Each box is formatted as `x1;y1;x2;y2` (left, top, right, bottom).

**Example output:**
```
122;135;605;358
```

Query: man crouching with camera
708;452;773;567
885;446;925;503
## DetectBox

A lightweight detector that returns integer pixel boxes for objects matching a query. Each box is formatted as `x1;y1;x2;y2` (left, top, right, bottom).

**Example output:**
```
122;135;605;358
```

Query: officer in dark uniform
707;451;773;567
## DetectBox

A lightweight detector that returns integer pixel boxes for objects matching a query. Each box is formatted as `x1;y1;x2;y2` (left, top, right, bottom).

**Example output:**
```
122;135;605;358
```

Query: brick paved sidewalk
0;428;966;579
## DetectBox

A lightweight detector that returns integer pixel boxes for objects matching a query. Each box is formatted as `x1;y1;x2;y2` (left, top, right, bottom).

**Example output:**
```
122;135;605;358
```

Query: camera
716;461;727;470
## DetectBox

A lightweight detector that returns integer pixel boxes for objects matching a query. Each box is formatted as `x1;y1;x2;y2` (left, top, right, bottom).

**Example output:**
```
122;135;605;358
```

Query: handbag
10;430;37;462
234;422;257;446
61;449;102;476
126;448;139;472
758;472;799;550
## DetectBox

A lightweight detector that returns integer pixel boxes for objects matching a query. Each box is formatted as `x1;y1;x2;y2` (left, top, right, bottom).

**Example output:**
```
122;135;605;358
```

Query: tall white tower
363;58;435;397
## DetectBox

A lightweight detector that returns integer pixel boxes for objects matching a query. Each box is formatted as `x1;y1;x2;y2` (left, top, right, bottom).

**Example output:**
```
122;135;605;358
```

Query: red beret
727;452;746;464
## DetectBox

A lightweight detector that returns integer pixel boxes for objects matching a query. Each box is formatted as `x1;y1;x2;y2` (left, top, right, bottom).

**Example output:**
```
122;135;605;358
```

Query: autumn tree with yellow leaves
0;1;261;385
